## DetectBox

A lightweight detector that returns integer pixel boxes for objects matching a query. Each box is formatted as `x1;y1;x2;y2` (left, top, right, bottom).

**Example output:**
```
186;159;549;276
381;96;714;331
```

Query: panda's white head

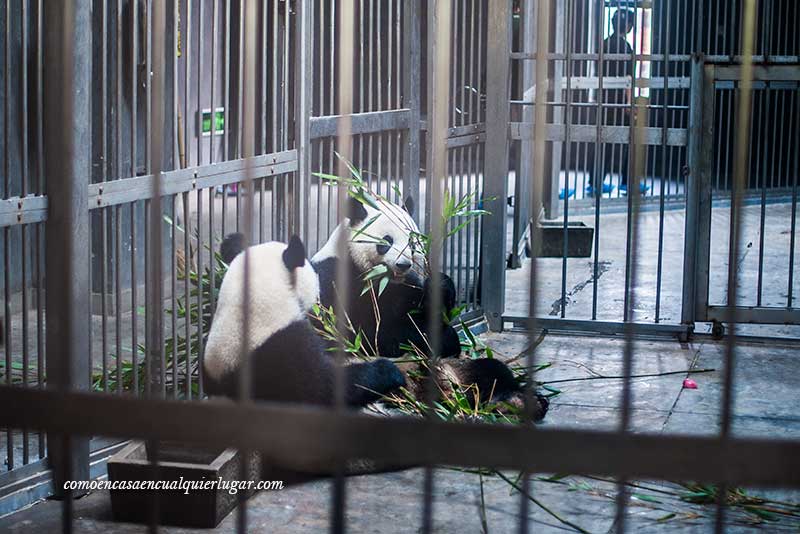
316;195;426;287
203;236;319;381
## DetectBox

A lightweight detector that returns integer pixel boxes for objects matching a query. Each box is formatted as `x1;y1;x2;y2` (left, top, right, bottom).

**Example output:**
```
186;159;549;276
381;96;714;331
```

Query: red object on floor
683;378;698;389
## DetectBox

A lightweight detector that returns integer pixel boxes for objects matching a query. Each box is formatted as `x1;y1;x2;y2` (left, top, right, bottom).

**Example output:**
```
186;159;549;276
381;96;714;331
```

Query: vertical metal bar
481;0;511;332
519;0;550;531
621;1;637;324
237;3;258;531
367;0;374;189
182;191;190;399
210;0;218;164
756;87;770;306
294;0;313;241
260;0;267;157
196;0;204;166
43;0;92;507
421;1;451;530
591;0;604;321
714;3;757;531
146;1;167;527
223;0;230;162
132;0;139;176
787;90;798;308
185;0;192;167
560;0;574;319
115;205;122;394
4;0;13;474
402;0;422;224
654;0;671;323
328;0;336;236
20;0;31;465
271;0;278;154
131;203;139;395
331;0;355;520
616;5;650;531
115;0;124;397
196;187;204;397
35;0;45;457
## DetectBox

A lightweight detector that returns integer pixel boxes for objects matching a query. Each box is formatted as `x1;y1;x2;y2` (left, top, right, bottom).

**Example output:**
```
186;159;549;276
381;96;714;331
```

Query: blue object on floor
559;188;576;200
585;183;614;196
618;183;650;195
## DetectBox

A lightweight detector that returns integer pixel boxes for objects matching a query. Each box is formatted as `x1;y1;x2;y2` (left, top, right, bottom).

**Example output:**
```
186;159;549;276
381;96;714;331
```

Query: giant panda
203;235;406;407
309;195;549;420
310;195;462;360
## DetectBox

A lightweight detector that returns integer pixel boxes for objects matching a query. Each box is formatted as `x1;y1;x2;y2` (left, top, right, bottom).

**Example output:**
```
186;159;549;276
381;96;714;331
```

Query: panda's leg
398;316;462;359
250;322;405;408
344;359;407;406
441;359;549;421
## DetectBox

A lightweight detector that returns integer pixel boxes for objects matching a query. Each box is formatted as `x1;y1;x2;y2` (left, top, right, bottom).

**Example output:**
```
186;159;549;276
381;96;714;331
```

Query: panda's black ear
403;195;415;217
283;235;307;271
347;196;368;225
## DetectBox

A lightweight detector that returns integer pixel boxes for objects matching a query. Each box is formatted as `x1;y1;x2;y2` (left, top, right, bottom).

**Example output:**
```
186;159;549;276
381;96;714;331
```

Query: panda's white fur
204;241;320;382
313;197;425;284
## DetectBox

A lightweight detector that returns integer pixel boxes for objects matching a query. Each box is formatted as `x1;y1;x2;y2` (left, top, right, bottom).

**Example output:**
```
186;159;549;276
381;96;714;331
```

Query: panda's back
205;317;335;404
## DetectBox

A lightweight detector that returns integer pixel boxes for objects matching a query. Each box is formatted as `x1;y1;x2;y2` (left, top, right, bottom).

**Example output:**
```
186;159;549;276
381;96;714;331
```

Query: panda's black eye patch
376;235;393;255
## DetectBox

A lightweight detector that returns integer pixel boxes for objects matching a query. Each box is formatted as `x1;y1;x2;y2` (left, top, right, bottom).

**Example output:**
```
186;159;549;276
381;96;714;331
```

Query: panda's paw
534;392;550;422
500;391;550;422
369;358;407;393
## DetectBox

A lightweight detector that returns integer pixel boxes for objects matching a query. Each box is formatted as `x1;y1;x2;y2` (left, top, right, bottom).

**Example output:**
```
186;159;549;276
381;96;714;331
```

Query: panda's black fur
310;252;462;360
203;235;405;408
316;197;548;420
310;197;462;360
219;197;549;421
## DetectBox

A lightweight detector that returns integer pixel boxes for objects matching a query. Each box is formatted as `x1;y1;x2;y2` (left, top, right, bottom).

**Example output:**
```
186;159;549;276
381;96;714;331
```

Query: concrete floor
2;331;799;533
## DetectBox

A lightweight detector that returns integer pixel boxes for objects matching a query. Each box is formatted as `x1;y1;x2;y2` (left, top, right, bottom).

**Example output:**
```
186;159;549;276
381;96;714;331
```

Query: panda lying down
205;198;548;421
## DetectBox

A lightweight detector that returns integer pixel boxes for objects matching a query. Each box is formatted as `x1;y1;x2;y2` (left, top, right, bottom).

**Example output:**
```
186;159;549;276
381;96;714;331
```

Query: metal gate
488;0;799;336
683;61;800;328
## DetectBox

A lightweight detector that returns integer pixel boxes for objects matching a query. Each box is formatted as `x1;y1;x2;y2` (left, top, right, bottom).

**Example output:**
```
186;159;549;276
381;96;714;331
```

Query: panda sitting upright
310;195;461;360
203;235;405;407
308;194;549;419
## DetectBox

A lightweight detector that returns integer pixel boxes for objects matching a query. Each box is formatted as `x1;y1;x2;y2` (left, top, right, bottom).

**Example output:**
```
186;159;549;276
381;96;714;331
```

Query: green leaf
460;319;478;349
631;493;663;504
541;473;570;483
363;264;389;281
743;506;780;522
378;276;390;297
655;513;676;523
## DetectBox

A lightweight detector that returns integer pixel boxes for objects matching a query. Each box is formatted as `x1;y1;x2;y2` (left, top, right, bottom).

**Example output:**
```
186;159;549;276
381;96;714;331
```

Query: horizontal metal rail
0;196;48;227
510;52;800;64
1;386;798;488
0;439;129;518
309;109;411;139
713;65;800;82
503;316;692;340
517;76;692;91
89;150;298;209
706;306;800;324
509;122;688;146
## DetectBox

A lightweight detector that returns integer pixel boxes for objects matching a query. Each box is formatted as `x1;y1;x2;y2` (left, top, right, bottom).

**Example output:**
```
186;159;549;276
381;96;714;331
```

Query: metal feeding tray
532;220;595;258
107;441;262;528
